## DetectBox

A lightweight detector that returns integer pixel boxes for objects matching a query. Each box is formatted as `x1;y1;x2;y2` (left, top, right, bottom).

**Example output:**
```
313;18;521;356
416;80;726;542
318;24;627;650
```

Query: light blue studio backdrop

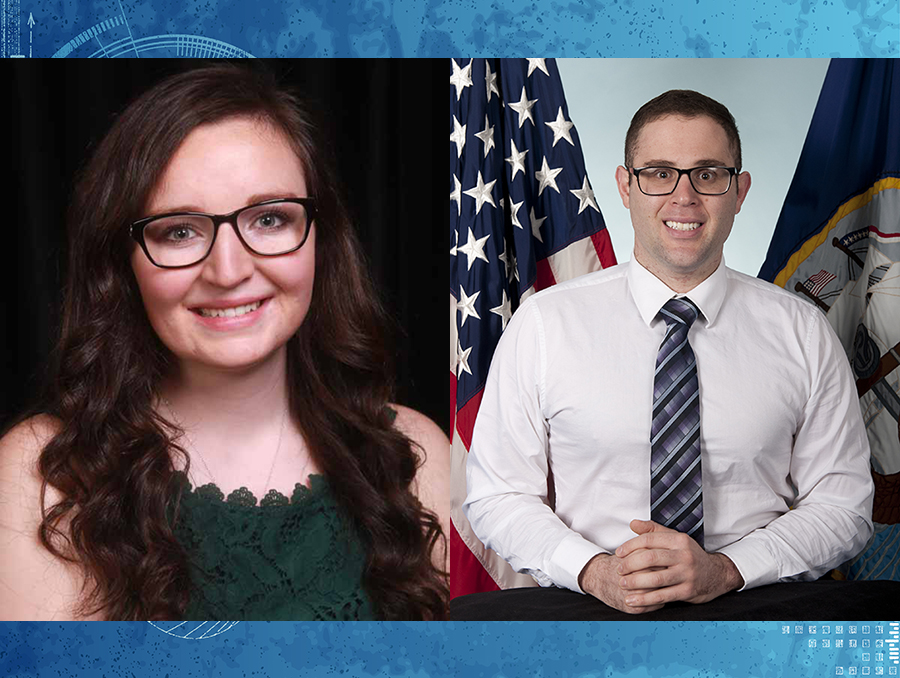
558;58;831;278
0;0;897;57
0;622;897;677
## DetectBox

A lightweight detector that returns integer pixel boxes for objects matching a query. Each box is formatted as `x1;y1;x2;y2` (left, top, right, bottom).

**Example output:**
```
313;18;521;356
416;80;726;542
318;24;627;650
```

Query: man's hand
615;519;744;607
578;552;665;614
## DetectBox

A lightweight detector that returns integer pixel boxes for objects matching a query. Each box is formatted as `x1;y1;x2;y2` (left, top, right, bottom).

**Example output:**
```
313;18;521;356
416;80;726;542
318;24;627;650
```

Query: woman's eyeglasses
129;198;316;269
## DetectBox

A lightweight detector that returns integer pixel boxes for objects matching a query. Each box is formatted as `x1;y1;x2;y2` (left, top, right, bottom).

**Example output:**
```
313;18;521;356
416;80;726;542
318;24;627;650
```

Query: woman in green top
0;64;449;620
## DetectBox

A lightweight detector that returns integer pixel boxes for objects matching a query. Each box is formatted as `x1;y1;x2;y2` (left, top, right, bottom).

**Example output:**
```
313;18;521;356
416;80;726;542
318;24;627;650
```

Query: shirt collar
627;257;727;329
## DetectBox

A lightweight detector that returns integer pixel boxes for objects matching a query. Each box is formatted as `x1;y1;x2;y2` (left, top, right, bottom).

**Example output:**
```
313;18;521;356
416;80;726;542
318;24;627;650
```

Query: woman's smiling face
130;116;316;375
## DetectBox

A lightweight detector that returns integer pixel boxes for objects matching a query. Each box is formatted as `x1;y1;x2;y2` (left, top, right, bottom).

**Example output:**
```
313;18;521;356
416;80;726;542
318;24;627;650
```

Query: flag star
526;59;550;77
490;289;513;331
450;115;466;159
509;200;524;230
457;227;490;271
450;228;458;256
498;239;511;278
510;250;519;283
457;340;473;376
456;285;482;327
545;106;575;147
463;171;497;215
570;176;600;214
474;115;495;158
535;156;563;195
505;139;529;181
530;207;546;243
508;86;538;129
485;60;499;101
450;175;462;216
450;58;473;101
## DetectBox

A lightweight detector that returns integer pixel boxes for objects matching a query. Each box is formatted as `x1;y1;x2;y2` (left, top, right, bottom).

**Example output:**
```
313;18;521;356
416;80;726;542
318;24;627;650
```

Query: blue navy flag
449;58;617;597
760;59;900;580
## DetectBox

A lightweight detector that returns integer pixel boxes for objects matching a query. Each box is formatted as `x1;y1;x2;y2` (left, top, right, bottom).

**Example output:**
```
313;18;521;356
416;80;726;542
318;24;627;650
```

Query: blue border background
3;0;898;673
0;622;897;676
0;0;897;57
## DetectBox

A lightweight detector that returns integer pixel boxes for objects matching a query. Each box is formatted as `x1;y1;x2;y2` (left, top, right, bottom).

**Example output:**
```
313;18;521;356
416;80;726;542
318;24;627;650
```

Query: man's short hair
624;90;742;171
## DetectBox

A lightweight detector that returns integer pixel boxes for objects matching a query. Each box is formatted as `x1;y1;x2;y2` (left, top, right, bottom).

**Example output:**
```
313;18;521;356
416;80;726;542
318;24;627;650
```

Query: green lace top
171;472;375;620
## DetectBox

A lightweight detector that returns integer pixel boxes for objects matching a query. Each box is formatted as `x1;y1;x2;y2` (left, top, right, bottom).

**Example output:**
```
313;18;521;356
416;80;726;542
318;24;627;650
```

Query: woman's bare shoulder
391;405;450;492
390;405;450;565
390;404;450;452
1;413;60;450
0;414;61;503
390;405;450;503
0;415;93;620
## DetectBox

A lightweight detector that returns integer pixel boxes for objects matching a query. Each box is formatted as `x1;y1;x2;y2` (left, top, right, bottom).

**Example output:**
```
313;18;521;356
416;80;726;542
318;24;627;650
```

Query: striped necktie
650;297;704;547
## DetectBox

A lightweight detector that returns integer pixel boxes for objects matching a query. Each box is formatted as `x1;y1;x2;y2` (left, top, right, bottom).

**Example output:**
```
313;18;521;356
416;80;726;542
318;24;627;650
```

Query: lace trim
172;471;327;508
171;470;374;620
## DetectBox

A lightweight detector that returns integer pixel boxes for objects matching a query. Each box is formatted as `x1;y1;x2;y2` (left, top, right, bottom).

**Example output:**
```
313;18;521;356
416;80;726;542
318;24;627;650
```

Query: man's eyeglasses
129;198;316;269
630;166;738;196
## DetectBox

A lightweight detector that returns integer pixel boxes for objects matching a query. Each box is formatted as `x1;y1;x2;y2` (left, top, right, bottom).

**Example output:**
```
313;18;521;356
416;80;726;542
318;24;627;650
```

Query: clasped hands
578;519;744;614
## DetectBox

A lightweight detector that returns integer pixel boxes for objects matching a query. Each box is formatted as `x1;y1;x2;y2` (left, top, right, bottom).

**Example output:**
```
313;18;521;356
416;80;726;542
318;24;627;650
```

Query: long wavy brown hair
32;63;447;620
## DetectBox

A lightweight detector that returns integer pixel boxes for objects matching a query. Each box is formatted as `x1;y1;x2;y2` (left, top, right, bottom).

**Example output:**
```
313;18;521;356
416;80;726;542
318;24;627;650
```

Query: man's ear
734;171;751;214
615;165;632;209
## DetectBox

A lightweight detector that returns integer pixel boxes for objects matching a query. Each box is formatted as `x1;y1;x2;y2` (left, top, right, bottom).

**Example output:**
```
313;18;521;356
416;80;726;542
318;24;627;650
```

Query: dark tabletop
449;580;900;620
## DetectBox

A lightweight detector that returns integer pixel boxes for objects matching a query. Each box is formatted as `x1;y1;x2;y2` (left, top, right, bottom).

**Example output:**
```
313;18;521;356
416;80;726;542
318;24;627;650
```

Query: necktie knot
661;297;700;328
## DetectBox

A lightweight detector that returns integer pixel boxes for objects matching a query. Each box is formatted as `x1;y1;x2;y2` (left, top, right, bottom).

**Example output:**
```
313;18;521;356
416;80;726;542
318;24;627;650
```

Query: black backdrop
4;60;447;433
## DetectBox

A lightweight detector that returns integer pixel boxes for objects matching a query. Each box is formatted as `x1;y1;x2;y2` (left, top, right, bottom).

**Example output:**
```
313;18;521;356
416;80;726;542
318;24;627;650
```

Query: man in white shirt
463;90;874;614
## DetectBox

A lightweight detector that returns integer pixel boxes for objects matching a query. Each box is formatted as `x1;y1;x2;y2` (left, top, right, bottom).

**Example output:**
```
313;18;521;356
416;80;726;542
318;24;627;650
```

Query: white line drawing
116;0;138;57
2;0;24;57
148;621;240;639
37;0;255;57
53;23;255;58
889;622;899;663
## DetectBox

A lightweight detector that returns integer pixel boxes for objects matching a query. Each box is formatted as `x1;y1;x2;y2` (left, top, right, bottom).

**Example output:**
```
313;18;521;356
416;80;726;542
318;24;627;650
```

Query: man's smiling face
615;114;751;292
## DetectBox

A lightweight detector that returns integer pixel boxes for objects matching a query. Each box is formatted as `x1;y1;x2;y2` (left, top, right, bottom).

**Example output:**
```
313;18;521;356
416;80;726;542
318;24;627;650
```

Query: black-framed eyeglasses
129;198;316;269
630;166;738;196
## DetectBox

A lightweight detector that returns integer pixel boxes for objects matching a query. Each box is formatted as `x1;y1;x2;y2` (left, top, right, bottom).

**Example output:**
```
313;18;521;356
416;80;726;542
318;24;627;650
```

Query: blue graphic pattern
1;0;897;57
0;622;897;676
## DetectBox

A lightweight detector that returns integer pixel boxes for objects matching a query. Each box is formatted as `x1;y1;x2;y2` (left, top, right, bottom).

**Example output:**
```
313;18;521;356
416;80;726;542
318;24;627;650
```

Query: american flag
449;58;617;598
801;269;837;297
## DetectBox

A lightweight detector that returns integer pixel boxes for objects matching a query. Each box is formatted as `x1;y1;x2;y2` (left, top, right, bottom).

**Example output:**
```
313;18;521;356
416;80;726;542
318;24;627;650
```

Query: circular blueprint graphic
148;621;240;639
52;28;254;58
24;0;258;58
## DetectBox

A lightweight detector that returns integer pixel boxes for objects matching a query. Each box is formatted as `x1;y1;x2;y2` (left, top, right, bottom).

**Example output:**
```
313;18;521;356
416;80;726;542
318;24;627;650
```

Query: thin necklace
161;396;287;493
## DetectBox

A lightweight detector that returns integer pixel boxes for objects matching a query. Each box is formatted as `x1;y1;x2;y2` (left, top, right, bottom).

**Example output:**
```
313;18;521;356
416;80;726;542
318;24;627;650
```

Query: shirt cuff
547;532;606;594
715;538;779;591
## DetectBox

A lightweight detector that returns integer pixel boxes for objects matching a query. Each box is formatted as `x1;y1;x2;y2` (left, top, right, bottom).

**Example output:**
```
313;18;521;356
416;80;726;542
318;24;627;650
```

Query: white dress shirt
464;258;874;594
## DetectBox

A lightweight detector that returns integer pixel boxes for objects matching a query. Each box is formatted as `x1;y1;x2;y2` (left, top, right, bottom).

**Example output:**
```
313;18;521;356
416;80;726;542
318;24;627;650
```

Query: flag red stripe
591;228;618;268
450;372;457;438
455;387;484;450
535;257;557;292
868;225;900;238
450;522;501;598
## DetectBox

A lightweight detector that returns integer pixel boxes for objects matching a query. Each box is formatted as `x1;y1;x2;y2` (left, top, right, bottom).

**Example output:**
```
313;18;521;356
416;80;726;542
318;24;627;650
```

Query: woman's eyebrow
147;192;307;215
